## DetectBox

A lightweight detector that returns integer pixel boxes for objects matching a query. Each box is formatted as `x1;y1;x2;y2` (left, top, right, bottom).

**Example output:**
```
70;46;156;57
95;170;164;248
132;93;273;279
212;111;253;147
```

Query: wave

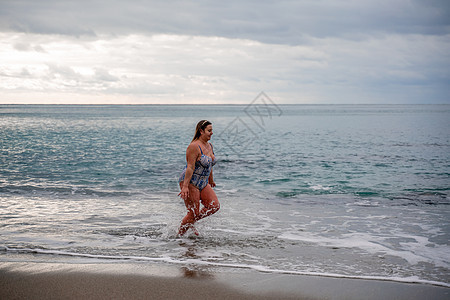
0;185;133;198
1;246;449;288
273;186;449;206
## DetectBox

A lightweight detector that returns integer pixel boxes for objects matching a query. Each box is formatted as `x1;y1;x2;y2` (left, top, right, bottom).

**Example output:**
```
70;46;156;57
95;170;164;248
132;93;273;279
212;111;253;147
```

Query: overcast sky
1;0;449;104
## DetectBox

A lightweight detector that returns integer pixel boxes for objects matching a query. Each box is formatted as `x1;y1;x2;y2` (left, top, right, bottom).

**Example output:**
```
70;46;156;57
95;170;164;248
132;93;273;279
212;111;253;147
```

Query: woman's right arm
179;144;198;200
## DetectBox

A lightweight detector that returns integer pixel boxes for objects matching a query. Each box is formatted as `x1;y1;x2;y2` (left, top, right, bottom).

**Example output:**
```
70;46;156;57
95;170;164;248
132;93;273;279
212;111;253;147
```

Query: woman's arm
179;144;198;200
208;169;215;187
208;143;215;187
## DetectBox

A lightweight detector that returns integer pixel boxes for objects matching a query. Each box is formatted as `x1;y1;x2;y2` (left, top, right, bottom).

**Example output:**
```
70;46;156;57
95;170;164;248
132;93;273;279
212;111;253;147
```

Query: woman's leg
178;183;200;236
197;184;220;221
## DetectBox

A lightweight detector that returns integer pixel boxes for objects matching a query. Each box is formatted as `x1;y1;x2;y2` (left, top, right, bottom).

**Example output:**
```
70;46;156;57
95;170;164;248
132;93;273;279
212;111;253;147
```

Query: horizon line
1;103;448;106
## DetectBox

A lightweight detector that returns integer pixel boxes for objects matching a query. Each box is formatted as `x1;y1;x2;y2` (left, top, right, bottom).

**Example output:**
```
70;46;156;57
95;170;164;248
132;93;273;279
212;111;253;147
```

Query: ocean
1;104;449;287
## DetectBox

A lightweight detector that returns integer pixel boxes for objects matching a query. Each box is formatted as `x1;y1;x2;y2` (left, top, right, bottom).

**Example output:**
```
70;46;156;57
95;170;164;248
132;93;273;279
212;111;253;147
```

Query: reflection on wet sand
179;240;214;279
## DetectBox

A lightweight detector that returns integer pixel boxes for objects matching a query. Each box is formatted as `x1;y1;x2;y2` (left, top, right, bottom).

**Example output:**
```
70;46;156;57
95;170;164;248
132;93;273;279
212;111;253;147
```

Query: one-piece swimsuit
179;144;217;191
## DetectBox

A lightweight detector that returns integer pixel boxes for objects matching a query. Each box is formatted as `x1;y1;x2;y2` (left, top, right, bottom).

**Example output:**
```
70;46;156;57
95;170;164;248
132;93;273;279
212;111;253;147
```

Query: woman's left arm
209;169;216;187
208;143;216;187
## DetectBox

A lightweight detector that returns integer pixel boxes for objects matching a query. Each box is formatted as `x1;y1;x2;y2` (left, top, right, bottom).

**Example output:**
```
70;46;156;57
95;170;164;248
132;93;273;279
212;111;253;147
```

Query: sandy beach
1;261;448;300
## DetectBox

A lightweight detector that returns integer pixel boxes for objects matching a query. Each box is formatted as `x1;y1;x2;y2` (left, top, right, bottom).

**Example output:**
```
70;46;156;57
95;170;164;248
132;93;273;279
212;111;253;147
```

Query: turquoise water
1;104;449;286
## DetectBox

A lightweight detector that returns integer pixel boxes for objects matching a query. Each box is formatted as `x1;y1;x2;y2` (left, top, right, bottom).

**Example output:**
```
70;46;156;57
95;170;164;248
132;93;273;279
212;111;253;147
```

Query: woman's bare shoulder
187;141;198;148
186;142;200;153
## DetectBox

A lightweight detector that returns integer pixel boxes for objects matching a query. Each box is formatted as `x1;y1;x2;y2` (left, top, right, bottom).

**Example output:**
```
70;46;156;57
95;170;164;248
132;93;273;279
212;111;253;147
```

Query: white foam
310;184;331;191
350;200;380;207
279;232;450;268
2;246;449;288
212;228;247;234
396;234;450;269
217;188;238;194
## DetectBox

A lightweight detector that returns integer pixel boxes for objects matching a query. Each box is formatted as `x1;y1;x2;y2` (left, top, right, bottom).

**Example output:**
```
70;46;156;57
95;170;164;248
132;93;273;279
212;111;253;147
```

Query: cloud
1;30;448;104
1;0;449;43
0;0;449;104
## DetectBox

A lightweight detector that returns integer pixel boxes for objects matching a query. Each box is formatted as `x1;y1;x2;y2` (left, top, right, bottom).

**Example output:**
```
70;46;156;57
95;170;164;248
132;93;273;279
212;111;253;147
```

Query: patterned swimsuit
179;144;217;191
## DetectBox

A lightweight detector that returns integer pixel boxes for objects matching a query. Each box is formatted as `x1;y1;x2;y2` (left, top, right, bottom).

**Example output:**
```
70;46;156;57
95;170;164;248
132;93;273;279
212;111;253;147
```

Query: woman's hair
192;120;212;141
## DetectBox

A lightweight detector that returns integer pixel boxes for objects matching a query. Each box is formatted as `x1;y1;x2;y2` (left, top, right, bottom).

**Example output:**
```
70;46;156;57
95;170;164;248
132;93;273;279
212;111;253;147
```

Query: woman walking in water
178;120;220;236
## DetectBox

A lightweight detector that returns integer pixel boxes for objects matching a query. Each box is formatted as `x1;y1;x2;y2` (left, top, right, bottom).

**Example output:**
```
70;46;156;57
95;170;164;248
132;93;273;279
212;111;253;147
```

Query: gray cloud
1;0;449;44
0;0;449;104
13;42;46;52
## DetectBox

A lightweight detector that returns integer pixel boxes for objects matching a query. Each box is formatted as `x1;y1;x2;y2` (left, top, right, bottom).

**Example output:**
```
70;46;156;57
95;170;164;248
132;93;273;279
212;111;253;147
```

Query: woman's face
201;125;213;140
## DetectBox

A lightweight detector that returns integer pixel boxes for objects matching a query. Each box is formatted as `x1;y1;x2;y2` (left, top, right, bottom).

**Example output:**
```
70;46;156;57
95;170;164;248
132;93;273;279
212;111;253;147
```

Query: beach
1;260;449;300
1;105;449;296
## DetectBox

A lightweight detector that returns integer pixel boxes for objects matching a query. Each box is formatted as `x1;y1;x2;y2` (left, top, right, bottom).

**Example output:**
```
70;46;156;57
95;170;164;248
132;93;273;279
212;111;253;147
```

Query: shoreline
3;248;449;288
1;260;449;300
2;248;449;288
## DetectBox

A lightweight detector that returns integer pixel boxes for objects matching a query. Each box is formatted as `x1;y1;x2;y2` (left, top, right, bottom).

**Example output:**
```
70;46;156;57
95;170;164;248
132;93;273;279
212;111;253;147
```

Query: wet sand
0;261;448;300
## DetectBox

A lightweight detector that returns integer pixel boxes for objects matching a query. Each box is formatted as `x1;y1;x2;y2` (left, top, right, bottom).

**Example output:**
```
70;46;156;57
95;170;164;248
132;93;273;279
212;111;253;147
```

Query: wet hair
192;120;212;142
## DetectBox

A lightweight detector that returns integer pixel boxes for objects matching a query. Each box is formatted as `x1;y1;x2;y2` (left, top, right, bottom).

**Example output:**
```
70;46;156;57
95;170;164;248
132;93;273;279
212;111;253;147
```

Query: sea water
1;104;449;286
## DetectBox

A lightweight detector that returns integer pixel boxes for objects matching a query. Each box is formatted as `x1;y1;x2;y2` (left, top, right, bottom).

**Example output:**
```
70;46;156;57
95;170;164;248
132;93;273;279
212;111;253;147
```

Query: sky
0;0;449;104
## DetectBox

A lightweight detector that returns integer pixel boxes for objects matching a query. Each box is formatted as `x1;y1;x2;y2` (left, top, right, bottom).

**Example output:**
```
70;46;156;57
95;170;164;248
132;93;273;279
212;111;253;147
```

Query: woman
178;120;220;236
